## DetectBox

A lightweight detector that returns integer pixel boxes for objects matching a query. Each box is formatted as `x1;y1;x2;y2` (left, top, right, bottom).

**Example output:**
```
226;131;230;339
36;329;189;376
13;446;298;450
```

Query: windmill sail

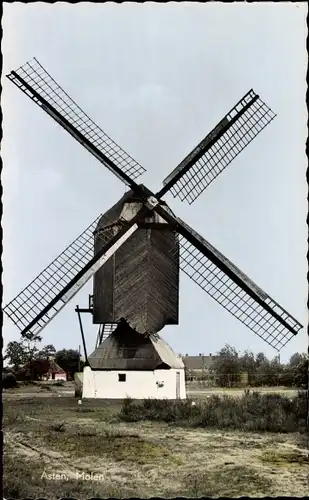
5;57;302;351
7;58;145;187
172;217;302;350
160;90;276;204
3;215;140;337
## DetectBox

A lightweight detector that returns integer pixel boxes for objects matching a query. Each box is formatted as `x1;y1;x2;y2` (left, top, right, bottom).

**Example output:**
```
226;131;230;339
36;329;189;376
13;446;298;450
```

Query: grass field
186;383;300;399
3;382;308;498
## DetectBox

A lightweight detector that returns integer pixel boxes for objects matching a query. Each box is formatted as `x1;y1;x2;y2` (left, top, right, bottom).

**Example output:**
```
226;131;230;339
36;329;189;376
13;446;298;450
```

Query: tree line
3;334;308;389
3;331;83;381
186;344;308;388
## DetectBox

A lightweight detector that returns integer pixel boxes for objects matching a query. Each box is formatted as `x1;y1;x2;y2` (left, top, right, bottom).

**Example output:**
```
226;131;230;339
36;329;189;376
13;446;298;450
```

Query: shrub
119;391;308;433
2;372;17;389
121;397;141;421
54;380;65;386
39;384;53;391
49;421;67;432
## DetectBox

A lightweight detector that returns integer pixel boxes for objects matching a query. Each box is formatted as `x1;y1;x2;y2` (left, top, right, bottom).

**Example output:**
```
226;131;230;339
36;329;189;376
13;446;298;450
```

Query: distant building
20;359;67;381
42;360;67;381
182;353;219;380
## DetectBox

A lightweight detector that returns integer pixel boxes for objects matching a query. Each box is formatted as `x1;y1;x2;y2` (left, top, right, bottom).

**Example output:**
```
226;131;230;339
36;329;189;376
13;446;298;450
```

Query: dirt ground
3;382;308;498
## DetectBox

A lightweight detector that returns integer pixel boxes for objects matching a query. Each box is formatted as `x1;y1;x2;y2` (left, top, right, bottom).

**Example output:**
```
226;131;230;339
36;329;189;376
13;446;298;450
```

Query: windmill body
4;58;303;400
87;188;183;399
93;188;180;333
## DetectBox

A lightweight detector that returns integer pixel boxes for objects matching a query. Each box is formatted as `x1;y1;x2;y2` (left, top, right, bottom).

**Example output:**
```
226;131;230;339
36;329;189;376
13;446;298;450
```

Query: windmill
4;58;302;399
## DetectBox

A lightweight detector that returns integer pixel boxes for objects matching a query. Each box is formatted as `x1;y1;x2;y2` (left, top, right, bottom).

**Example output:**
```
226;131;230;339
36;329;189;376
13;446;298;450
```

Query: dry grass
187;384;300;399
182;465;273;497
120;391;308;433
3;384;309;498
41;422;176;465
261;448;309;466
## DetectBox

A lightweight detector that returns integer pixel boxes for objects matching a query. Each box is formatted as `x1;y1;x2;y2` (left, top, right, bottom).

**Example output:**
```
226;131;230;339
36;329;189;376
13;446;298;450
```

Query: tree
291;354;308;388
18;359;51;381
253;355;281;386
5;332;43;376
289;352;306;367
24;342;39;362
4;341;28;371
184;365;190;382
276;352;308;388
2;371;17;389
37;344;56;360
55;349;83;378
255;352;267;367
21;331;42;362
239;350;256;385
278;365;294;387
212;344;241;387
267;357;284;386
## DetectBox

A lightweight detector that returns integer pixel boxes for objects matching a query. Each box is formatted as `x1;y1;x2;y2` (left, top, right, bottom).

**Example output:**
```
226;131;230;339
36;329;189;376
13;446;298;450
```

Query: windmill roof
95;186;174;231
96;189;137;229
88;320;183;370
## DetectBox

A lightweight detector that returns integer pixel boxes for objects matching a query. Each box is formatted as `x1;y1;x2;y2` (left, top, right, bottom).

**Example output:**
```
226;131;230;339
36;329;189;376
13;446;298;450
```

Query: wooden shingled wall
93;198;179;334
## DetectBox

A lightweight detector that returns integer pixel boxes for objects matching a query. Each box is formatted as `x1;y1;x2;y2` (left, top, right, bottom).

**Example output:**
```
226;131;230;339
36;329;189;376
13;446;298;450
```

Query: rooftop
182;354;219;370
88;320;184;371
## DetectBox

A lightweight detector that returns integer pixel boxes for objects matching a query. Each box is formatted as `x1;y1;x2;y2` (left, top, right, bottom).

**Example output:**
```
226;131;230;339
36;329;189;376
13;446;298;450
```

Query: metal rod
76;306;88;366
99;324;104;345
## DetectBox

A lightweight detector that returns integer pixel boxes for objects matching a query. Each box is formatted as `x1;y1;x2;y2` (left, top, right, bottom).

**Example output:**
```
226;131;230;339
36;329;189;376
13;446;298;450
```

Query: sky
2;2;308;363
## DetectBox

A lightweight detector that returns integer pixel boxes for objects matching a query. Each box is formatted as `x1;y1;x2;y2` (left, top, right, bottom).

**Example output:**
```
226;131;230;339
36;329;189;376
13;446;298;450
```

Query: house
182;353;220;381
20;359;67;381
43;360;67;381
81;320;186;399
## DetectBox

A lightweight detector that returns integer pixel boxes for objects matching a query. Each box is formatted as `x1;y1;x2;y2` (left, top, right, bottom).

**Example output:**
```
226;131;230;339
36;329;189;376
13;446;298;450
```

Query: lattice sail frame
162;90;276;204
3;216;101;335
7;57;145;181
173;227;302;351
3;214;132;337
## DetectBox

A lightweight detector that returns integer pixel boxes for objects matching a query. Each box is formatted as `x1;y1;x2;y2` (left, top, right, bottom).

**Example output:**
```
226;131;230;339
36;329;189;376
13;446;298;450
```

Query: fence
185;371;304;388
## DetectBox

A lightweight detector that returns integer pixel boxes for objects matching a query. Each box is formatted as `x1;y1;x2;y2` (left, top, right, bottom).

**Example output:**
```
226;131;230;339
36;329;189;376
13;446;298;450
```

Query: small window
118;374;126;382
